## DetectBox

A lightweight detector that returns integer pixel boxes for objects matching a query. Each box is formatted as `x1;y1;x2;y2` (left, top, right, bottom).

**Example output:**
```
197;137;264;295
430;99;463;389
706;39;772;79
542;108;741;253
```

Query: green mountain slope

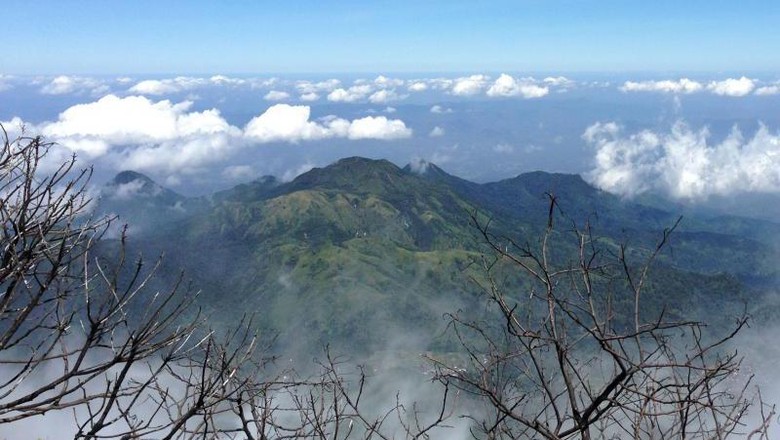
102;157;780;355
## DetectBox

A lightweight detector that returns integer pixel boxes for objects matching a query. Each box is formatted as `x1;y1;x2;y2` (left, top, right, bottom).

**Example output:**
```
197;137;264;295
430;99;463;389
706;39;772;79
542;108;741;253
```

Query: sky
3;0;779;74
1;2;780;218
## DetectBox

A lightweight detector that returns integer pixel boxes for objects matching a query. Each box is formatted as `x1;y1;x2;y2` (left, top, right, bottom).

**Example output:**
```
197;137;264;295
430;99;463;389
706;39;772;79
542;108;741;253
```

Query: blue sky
2;2;780;217
4;0;779;74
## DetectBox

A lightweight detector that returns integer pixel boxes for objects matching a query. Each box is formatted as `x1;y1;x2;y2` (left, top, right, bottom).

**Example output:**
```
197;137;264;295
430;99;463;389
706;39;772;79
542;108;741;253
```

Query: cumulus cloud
707;77;755;97
347;116;412;140
368;89;406;104
755;85;780;96
299;92;320;102
40;75;109;96
244;104;411;142
128;77;207;95
430;105;453;114
374;75;405;88
41;95;236;157
244;105;344;142
429;126;445;137
486;74;549;98
209;75;246;86
451;75;489;96
327;84;374;102
38;95;241;173
543;76;575;89
584;121;780;199
6;94;414;177
407;82;428;92
295;79;341;94
620;78;703;94
264;90;290;101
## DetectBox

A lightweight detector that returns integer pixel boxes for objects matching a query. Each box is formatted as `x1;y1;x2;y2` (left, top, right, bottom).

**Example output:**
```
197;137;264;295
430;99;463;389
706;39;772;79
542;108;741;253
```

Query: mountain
96;170;204;233
101;158;780;356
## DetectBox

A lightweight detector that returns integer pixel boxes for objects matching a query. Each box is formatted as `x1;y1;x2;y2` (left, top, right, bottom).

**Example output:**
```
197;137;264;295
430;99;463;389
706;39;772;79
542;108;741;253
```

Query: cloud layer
584;121;780;199
4;96;413;175
619;77;768;97
244;104;411;142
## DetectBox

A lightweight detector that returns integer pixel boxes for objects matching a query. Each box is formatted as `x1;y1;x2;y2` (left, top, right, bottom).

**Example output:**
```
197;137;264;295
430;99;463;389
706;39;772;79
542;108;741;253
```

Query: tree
0;127;266;438
0;127;454;439
429;195;775;439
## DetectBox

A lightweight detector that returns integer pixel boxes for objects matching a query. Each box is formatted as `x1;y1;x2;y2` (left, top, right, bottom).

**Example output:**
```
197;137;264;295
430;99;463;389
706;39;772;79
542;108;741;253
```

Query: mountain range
96;157;780;356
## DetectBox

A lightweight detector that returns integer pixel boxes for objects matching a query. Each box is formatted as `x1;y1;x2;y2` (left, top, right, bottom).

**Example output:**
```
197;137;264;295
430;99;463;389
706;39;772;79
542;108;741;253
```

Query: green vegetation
100;156;780;355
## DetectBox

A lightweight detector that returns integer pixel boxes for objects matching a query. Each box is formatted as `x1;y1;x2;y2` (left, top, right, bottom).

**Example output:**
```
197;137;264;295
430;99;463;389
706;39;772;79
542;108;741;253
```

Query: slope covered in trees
97;157;780;355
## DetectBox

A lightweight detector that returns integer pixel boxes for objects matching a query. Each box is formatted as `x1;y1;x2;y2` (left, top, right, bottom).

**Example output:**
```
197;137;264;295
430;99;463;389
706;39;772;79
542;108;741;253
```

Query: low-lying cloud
40;75;110;96
486;74;549;98
620;78;703;94
707;76;756;97
584;121;780;199
451;75;489;96
620;76;764;97
129;77;208;95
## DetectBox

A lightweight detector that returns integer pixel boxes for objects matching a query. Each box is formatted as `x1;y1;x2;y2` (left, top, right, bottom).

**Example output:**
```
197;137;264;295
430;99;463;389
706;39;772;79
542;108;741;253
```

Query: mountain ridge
97;157;780;353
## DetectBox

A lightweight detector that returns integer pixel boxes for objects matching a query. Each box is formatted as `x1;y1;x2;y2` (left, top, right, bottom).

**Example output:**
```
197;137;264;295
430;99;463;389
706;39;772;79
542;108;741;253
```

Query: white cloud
40;75;109;96
429;78;454;90
451;75;489;96
244;104;411;142
36;95;240;173
264;90;290;101
707;77;755;97
282;162;316;182
295;79;341;94
408;82;428;92
244;105;344;142
584;121;780;199
368;89;406;104
128;77;207;95
43;95;233;143
408;157;431;174
299;92;320;102
430;105;453;114
0;117;26;138
383;107;396;113
347;116;412;140
755;85;780;96
327;84;374;102
543;76;575;88
247;77;280;89
486;74;549;98
429;126;445;137
107;179;158;200
7;92;415;177
374;75;405;88
222;165;255;180
209;75;246;86
620;78;703;94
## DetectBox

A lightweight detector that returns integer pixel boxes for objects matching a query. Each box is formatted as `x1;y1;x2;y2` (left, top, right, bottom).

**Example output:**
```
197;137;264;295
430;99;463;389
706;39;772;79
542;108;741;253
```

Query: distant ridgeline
94;157;780;356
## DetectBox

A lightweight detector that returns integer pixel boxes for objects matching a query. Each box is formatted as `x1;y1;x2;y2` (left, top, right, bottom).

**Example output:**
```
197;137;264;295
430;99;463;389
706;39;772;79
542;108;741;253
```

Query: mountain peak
287;157;407;194
103;170;183;202
111;170;154;185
